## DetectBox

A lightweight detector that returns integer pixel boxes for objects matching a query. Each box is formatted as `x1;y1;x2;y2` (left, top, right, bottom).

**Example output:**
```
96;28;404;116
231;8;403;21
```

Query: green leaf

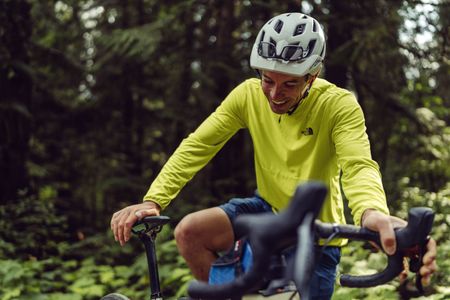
0;288;21;300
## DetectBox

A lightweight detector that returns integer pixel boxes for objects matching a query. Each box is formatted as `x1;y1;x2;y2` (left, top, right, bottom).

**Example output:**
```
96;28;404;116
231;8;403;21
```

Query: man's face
261;70;310;114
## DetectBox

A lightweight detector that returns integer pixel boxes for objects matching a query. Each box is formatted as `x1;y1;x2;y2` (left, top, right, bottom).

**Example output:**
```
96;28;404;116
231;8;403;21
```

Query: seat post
139;230;163;300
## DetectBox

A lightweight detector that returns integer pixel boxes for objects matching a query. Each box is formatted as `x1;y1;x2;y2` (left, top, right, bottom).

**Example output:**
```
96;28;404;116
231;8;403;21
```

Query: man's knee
174;214;197;251
175;208;234;254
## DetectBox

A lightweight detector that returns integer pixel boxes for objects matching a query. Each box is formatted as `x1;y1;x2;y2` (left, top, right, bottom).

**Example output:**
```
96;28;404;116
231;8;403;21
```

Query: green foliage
0;195;68;259
0;225;191;300
157;239;193;298
0;258;81;300
95;21;165;65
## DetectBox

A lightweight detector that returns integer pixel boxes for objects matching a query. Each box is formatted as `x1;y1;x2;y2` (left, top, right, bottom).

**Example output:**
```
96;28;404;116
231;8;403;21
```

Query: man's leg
309;246;341;300
174;207;234;281
175;195;272;281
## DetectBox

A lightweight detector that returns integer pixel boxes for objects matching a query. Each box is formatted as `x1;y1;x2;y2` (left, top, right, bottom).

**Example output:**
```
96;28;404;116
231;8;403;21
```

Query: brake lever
405;236;430;293
415;236;430;292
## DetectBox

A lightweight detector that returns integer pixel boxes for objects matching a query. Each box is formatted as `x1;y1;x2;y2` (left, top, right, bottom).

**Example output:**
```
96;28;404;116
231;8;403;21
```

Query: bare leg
174;207;234;281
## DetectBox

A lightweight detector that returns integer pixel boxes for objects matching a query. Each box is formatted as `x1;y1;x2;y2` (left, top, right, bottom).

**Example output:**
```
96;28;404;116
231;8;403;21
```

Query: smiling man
261;70;315;114
111;13;437;299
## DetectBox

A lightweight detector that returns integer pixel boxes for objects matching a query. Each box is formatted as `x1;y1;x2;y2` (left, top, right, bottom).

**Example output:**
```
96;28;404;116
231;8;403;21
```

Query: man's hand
361;209;438;286
111;201;161;246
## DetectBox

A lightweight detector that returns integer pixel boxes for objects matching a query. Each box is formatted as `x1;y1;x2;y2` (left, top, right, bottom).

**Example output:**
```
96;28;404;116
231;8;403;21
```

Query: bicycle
102;182;434;300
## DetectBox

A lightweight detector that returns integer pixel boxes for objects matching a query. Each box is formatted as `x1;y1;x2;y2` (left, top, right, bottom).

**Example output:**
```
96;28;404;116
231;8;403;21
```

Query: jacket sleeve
330;93;390;226
143;83;248;210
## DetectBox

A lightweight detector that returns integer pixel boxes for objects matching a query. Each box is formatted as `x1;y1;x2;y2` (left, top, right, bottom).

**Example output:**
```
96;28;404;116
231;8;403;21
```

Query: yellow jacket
144;78;389;246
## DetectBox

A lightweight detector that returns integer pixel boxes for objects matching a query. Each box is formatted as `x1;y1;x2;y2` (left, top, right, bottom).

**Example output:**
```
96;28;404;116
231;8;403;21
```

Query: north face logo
301;127;314;135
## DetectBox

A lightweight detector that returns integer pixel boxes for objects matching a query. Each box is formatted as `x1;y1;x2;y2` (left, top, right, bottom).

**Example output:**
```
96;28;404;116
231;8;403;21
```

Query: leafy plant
0;195;68;259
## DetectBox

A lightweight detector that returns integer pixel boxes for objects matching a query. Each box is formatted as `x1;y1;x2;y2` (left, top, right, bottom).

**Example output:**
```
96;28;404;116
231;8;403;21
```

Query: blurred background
0;0;449;299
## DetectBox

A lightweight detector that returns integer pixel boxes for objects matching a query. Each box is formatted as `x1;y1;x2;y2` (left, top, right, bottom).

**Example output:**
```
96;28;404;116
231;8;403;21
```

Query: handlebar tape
340;254;404;287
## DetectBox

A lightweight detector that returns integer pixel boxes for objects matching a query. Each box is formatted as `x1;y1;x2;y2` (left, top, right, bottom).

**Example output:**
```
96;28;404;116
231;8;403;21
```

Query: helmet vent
302;15;308;19
293;24;306;36
260;31;266;43
319;42;325;56
312;20;318;32
270;37;277;47
306;39;317;57
274;20;284;33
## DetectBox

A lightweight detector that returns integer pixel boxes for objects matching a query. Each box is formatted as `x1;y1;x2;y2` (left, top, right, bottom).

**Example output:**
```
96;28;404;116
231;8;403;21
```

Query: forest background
0;0;449;299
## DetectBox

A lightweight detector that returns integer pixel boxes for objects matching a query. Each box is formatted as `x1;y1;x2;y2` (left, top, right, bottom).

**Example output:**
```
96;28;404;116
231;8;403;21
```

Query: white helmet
250;13;326;77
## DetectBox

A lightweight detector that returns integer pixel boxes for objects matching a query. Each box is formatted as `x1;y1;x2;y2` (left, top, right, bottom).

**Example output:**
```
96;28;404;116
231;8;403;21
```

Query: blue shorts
220;194;341;300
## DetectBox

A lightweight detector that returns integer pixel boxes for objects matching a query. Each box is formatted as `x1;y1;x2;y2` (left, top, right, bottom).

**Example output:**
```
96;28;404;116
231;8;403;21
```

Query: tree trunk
0;0;32;203
323;0;353;88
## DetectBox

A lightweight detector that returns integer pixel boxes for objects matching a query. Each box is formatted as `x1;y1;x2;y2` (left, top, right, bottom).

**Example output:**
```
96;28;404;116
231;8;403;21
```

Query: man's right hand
111;201;161;246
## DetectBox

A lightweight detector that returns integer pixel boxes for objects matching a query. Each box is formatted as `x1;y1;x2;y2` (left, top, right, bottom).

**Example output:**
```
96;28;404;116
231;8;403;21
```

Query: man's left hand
361;209;438;286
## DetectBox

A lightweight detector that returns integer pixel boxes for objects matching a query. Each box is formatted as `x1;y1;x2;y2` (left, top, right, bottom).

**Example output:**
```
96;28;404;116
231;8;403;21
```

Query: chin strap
287;84;311;115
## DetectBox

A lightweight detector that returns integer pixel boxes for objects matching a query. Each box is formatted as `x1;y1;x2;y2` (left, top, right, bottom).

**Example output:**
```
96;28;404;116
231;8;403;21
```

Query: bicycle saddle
132;215;170;235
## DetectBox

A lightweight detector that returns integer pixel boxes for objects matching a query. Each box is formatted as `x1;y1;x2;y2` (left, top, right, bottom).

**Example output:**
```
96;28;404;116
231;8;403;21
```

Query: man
111;13;437;299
